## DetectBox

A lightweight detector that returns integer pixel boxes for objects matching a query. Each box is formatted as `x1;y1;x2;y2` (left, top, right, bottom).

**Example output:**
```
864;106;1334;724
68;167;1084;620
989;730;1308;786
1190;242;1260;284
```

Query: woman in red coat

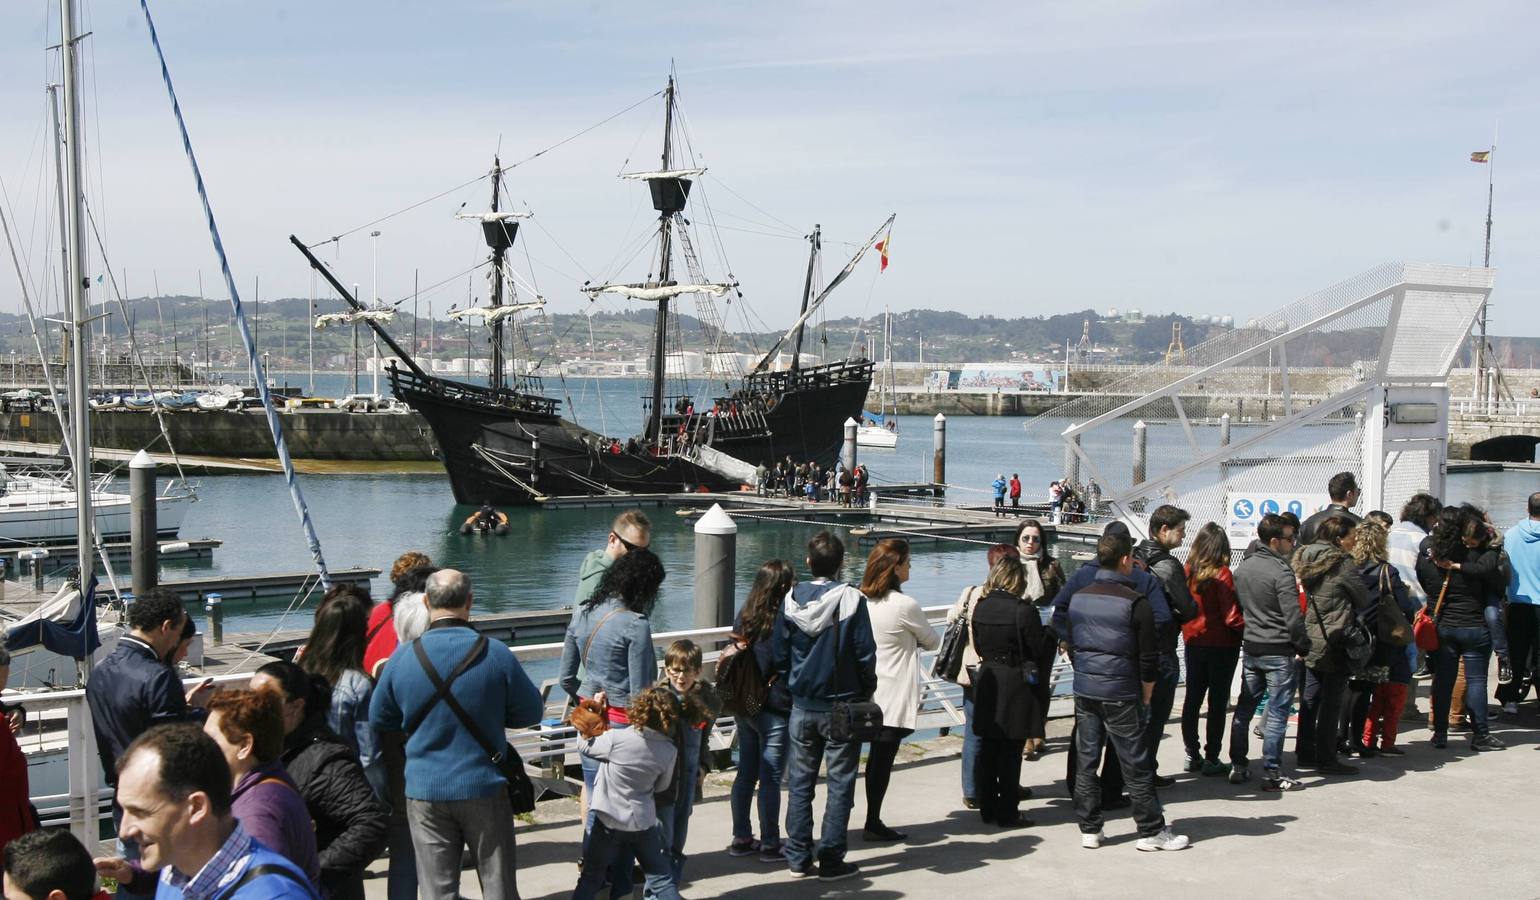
1180;524;1245;775
0;648;36;856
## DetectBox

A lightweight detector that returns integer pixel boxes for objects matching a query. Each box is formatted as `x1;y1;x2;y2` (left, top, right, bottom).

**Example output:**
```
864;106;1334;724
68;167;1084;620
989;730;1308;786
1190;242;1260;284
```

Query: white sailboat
857;310;900;448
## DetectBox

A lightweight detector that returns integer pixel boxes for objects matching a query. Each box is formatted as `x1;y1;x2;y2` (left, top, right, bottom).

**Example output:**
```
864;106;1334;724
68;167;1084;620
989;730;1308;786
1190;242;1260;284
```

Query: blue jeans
731;710;789;844
651;735;702;893
1072;697;1164;837
574;820;679;900
961;693;980;800
784;707;860;870
581;723;634;894
1433;625;1492;738
1230;653;1298;774
1485;603;1509;658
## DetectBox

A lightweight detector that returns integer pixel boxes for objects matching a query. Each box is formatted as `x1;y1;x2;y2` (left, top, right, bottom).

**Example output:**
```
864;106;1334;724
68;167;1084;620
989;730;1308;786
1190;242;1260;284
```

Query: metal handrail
12;604;1076;839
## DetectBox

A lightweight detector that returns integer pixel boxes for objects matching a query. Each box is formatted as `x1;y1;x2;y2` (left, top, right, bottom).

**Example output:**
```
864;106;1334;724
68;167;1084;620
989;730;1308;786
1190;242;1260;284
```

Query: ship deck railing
388;369;560;417
14;605;1077;839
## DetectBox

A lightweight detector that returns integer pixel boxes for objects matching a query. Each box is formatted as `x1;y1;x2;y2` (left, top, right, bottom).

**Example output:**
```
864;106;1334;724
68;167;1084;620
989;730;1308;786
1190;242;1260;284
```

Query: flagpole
1473;132;1495;402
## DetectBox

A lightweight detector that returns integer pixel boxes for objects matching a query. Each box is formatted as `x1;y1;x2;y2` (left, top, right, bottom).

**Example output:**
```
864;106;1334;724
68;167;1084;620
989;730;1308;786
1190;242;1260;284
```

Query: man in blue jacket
773;531;876;883
1499;492;1540;714
370;569;543;900
1066;532;1188;852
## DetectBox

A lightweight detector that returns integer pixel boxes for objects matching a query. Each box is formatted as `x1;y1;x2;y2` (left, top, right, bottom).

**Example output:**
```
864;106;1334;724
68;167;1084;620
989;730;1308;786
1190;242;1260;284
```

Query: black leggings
865;726;913;825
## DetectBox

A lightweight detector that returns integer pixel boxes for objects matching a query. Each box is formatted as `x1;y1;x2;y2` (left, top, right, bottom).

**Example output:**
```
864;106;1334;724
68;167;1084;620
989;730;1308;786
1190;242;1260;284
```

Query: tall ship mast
293;74;885;504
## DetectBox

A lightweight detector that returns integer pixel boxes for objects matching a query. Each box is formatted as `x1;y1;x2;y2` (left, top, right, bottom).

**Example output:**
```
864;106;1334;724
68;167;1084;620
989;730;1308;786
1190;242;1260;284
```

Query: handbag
715;634;770;717
1375;565;1413;648
828;597;884;743
1305;582;1373;671
1413;573;1450;652
411;635;537;814
931;588;975;682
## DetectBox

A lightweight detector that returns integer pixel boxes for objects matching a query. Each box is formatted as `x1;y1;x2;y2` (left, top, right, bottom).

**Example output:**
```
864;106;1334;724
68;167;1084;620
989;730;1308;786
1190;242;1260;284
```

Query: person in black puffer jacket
725;560;795;862
1416;505;1509;752
253;661;390;900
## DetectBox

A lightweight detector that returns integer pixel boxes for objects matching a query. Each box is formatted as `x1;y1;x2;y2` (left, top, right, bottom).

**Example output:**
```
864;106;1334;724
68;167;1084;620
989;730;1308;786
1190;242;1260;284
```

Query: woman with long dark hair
1416;504;1508;751
727;559;795;860
302;585;379;786
251;660;389;900
859;539;940;841
557;548;666;896
1013;519;1064;760
1180;523;1243;774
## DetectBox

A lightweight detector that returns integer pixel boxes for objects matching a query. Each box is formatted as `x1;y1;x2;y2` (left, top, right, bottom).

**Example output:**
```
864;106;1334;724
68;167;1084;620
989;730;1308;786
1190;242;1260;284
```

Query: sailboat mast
489;158;506;392
646;77;678;444
791;224;820;372
60;0;96;590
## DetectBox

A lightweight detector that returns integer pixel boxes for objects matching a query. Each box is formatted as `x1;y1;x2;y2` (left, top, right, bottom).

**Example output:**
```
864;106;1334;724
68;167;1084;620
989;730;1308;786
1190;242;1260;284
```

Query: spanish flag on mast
875;229;892;272
1471;150;1491;163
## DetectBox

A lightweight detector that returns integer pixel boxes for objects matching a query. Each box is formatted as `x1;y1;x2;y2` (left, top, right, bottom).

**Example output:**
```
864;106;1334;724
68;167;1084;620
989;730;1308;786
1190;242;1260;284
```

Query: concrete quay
360;685;1538;898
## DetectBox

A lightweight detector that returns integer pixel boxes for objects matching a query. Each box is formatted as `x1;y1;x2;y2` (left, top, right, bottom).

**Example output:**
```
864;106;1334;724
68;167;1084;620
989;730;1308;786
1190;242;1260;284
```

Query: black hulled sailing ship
293;76;884;504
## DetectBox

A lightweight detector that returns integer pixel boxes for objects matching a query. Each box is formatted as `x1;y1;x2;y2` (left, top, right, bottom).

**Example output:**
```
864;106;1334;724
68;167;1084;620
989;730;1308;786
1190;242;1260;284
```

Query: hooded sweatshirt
1507;519;1540;606
773;579;878;712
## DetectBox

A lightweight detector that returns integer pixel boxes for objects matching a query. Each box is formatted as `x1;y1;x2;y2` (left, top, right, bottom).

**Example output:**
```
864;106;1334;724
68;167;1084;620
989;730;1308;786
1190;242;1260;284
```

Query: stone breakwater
0;408;440;461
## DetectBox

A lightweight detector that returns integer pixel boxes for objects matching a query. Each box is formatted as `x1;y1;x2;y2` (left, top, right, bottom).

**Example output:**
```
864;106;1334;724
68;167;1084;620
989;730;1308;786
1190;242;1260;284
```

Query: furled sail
454;211;532;221
618;168;707;180
448;300;547;324
314;309;396;329
583;282;731;302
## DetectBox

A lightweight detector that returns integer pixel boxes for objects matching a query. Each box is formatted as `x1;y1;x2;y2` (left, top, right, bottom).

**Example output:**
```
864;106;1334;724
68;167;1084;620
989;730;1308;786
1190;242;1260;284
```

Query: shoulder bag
1413;572;1450;652
1375;564;1413;648
409;635;537;814
931;587;975;682
829;600;884;743
715;633;770;717
1305;584;1374;671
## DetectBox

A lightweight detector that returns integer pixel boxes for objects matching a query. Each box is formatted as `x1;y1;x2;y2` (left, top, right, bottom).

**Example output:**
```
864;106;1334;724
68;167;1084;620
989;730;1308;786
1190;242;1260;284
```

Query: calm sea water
163;378;1537;638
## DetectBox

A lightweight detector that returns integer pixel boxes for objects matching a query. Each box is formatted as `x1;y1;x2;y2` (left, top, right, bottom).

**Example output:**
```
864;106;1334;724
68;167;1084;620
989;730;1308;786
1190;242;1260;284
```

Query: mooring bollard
21;548;48;590
130;449;158;597
205;592;224;645
1220;412;1232;447
1132;419;1147;485
842;418;858;475
693;504;737;629
932;413;946;498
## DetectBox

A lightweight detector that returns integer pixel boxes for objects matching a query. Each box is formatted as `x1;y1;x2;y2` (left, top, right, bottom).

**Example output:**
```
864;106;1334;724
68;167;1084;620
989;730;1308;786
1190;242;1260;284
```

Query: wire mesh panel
1031;263;1492;541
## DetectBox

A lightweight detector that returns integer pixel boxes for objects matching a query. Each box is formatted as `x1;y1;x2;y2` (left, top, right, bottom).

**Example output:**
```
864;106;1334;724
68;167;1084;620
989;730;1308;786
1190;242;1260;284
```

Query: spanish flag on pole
875;229;892;272
1471;150;1491;163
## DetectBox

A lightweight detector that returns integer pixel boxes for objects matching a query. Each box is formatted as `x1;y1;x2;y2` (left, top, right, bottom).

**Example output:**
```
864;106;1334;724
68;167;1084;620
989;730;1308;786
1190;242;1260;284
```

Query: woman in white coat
859;538;941;841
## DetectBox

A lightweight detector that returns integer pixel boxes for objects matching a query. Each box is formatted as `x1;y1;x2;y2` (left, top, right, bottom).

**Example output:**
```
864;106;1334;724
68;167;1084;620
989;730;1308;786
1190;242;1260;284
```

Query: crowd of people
3;476;1539;897
756;457;870;506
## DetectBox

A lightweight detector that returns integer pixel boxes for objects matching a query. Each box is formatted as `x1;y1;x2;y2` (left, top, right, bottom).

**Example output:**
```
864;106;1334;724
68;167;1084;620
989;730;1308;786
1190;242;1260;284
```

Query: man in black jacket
1133;505;1198;787
1066;532;1189;852
85;587;212;898
1298;471;1362;546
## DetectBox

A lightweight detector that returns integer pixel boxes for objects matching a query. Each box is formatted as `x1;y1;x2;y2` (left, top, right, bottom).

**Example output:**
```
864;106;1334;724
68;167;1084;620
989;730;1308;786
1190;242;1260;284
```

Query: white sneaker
1136;827;1191;852
1503;702;1518;716
1081;831;1104;849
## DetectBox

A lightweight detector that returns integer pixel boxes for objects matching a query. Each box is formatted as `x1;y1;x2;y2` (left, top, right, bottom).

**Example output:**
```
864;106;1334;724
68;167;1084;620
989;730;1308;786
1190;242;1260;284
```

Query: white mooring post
693;504;737;629
1132;419;1148;486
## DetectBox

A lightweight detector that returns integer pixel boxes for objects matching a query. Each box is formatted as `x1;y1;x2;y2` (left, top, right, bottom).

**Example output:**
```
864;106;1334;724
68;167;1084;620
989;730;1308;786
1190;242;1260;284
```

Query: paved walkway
363;688;1540;898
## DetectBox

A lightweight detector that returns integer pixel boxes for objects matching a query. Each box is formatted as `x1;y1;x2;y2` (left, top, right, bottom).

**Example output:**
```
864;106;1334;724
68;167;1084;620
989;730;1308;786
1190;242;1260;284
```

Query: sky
2;0;1538;342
